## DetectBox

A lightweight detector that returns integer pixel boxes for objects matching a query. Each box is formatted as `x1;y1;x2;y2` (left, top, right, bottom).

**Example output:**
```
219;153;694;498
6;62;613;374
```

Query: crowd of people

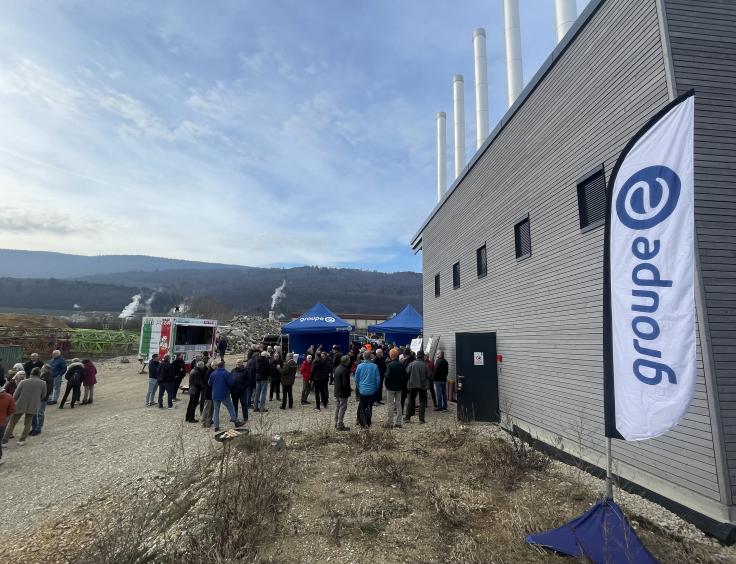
144;339;451;433
0;351;97;465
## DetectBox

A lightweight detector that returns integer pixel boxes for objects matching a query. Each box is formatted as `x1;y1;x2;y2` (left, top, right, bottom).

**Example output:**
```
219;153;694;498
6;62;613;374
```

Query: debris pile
217;315;282;353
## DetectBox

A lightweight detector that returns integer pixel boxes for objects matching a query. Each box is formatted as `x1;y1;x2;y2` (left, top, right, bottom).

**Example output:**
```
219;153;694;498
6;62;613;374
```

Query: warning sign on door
473;352;484;366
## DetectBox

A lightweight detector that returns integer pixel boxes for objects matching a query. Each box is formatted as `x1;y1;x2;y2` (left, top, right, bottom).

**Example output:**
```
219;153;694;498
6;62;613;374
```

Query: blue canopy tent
281;303;353;357
367;304;423;346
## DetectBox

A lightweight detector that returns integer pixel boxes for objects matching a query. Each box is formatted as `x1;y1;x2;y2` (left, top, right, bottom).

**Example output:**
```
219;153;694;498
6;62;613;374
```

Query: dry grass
40;423;734;564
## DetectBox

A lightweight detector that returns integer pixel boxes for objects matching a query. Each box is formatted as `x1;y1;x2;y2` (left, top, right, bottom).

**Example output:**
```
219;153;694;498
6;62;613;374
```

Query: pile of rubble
218;315;282;353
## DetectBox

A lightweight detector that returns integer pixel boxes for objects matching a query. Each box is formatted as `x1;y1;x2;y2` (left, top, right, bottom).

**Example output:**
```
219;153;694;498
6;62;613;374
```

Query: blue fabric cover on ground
526;499;658;564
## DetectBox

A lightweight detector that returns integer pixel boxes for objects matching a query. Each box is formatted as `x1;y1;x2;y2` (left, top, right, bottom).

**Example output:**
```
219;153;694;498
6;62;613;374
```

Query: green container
0;345;23;368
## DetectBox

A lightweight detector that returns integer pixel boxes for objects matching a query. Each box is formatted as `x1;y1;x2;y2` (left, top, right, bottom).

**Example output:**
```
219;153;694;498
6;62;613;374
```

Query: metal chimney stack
436;112;447;201
453;75;466;177
555;0;577;43
473;28;489;149
503;0;523;107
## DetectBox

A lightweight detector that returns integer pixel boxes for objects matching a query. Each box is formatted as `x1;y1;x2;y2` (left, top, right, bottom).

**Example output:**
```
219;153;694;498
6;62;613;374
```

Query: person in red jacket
81;359;97;405
299;355;313;405
0;387;17;465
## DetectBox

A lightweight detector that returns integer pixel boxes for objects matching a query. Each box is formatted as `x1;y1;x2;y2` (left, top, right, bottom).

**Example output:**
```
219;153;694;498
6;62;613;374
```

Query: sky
0;0;591;273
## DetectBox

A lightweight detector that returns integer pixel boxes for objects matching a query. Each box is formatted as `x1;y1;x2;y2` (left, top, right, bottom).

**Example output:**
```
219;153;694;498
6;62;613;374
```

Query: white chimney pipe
503;0;523;107
453;74;466;177
555;0;577;43
473;28;489;149
436;111;447;201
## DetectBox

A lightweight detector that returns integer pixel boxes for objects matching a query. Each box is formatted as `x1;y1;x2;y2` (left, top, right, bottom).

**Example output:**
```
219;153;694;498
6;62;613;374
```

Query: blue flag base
526;498;658;563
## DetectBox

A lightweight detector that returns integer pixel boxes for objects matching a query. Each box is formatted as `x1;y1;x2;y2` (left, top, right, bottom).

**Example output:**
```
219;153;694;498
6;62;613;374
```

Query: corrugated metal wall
419;0;728;516
666;0;736;502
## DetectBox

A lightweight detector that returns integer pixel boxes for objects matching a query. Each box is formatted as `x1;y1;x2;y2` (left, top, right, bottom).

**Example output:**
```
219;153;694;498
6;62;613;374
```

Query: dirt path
0;354;458;540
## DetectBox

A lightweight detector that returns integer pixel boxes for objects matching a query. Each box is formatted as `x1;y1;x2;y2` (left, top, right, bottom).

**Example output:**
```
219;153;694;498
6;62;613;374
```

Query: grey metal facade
412;0;736;524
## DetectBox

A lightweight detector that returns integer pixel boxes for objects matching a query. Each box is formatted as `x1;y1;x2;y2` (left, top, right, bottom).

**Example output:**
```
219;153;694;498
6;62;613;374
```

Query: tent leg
605;437;613;500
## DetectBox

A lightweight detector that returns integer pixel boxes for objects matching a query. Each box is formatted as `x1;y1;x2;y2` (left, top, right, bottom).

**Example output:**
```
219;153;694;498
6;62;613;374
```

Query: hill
81;266;422;315
0;249;248;278
0;250;422;315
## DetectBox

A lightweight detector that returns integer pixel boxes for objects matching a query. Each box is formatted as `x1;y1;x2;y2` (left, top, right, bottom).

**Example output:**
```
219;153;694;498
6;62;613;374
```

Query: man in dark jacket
333;355;351;431
433;351;449;411
23;353;43;378
384;348;404;427
48;350;67;404
269;352;282;402
279;353;297;410
157;355;176;409
373;348;387;404
254;352;271;412
146;354;161;407
244;351;258;407
311;352;331;410
404;351;431;424
185;361;205;423
59;358;84;409
171;353;186;401
230;358;250;422
216;335;228;361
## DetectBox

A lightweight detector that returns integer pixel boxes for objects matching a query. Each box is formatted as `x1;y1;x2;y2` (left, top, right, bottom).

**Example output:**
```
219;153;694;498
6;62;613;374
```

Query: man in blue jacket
47;350;67;405
209;361;242;432
354;351;380;428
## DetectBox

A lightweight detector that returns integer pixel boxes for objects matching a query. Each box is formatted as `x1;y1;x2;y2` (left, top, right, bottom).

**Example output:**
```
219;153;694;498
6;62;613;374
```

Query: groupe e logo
616;165;681;229
299;316;336;323
324;316;336;323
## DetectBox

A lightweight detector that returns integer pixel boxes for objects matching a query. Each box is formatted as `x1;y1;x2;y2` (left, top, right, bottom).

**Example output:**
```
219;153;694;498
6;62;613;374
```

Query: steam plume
270;280;287;310
119;294;142;319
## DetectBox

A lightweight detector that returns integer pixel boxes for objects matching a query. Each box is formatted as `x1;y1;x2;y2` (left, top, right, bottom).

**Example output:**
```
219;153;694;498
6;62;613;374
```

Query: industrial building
411;0;736;534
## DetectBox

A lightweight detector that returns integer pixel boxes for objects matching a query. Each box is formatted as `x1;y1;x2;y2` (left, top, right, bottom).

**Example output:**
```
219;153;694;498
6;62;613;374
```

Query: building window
452;262;460;289
577;165;606;231
434;273;440;297
514;216;531;259
476;245;487;278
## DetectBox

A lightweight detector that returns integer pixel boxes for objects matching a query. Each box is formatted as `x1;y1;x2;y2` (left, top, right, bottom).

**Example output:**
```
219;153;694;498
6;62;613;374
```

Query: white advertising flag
604;91;695;441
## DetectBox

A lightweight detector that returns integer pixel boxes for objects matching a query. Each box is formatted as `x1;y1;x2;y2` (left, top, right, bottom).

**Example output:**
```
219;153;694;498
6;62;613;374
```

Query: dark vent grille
476;245;487;278
452;262;460;289
434;274;440;297
577;168;606;229
514;217;531;259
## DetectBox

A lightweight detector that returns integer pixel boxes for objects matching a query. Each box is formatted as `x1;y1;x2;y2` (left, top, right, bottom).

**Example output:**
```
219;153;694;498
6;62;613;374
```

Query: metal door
455;332;499;422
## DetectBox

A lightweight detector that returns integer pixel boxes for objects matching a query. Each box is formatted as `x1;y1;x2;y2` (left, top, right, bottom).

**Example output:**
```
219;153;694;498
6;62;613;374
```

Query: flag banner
604;91;695;441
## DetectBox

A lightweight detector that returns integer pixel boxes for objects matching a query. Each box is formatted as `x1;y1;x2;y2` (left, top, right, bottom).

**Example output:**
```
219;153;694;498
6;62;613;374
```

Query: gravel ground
0;353;731;559
0;354;457;540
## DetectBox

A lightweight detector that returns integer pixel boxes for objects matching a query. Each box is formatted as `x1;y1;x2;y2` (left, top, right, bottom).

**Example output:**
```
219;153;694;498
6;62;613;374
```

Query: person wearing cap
47;350;67;405
157;355;176;409
3;368;45;446
59;358;84;409
311;352;331;411
299;354;313;405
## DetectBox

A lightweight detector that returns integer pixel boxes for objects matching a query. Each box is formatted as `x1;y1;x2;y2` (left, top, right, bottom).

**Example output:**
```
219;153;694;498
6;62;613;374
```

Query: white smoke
119;294;142;319
169;302;189;315
144;289;160;315
73;304;80;309
270;280;287;310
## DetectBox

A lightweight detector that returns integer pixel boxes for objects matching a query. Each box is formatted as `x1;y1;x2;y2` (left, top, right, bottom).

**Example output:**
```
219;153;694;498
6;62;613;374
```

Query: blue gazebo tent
367;304;423;346
282;303;352;357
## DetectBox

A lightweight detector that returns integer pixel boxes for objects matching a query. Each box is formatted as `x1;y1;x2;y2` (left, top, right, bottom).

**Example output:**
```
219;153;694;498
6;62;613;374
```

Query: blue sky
0;0;590;273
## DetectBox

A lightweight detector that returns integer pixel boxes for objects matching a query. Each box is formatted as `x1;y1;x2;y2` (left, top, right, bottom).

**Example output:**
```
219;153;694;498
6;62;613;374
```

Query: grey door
455;332;499;422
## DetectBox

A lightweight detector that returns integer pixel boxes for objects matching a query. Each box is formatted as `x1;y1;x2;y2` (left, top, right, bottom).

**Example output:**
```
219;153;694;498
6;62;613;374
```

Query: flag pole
605;437;613;499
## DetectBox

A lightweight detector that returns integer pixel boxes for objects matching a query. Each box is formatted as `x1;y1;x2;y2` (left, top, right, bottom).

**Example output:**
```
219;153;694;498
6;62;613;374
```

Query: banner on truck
604;91;695;441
